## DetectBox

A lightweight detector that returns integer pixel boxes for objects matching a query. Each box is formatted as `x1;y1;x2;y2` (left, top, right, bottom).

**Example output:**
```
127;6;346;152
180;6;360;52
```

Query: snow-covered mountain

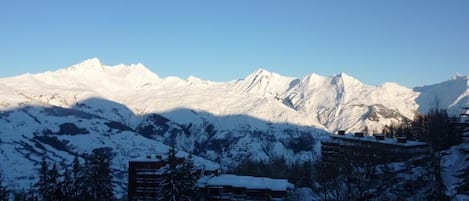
0;58;468;194
415;75;469;114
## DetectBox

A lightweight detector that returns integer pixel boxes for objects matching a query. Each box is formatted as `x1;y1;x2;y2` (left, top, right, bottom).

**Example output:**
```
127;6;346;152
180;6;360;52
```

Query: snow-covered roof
326;134;428;147
199;174;294;191
129;152;221;171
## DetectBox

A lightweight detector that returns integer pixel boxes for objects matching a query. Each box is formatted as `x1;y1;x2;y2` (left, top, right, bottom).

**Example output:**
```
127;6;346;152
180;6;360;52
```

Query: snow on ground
3;58;464;133
1;58;468;196
442;142;469;200
295;187;317;201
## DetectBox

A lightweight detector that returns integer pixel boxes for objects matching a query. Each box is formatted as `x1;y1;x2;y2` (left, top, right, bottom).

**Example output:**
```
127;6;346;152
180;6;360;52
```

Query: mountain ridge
1;58;468;131
0;58;468;195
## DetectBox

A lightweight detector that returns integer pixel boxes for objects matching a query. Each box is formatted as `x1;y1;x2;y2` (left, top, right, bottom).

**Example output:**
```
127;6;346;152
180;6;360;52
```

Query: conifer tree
425;154;450;201
13;188;36;201
26;183;37;201
36;155;49;201
294;161;313;187
48;163;61;201
159;145;180;201
13;190;26;201
87;149;113;201
60;167;73;201
456;156;469;195
35;156;63;201
181;153;198;201
80;156;94;201
71;155;83;201
159;147;199;201
0;172;8;201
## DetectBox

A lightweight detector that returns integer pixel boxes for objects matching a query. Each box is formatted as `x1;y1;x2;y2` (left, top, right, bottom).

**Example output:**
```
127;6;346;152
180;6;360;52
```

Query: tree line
2;146;202;201
382;108;463;151
229;108;468;201
1;148;113;201
229;157;314;188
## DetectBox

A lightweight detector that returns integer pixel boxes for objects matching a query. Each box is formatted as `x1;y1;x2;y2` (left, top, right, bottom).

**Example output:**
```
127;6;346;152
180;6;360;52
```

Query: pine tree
80;156;94;201
87;149;113;201
456;156;469;195
13;190;26;201
296;161;313;187
313;159;331;201
71;155;83;201
0;172;8;201
159;146;199;201
24;183;37;201
48;163;61;201
158;149;199;201
13;188;38;201
35;156;63;201
36;155;49;201
180;153;198;201
60;167;73;201
159;145;181;201
425;153;450;201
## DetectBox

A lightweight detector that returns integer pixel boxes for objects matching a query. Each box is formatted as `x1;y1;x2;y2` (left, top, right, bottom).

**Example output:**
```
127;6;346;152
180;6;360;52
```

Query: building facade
321;131;430;167
197;174;294;201
128;153;294;201
128;153;220;201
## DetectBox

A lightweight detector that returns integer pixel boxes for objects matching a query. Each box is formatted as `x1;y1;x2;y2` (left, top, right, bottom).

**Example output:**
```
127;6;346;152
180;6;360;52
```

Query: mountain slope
283;73;418;132
0;98;325;196
415;75;469;114
0;58;468;194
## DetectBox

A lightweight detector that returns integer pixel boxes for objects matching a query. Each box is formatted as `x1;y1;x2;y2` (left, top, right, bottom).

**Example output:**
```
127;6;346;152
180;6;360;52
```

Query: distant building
128;153;294;201
128;153;220;201
197;174;294;201
321;131;430;167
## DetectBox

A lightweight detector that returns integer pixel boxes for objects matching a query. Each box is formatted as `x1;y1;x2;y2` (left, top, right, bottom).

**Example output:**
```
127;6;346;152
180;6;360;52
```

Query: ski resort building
197;174;294;201
128;153;294;201
321;131;430;167
128;153;220;201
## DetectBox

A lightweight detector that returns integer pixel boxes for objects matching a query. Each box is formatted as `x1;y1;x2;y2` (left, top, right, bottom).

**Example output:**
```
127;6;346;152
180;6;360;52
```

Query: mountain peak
333;72;362;85
253;68;271;74
82;57;101;65
451;73;469;81
245;68;298;82
67;57;104;72
334;72;353;79
246;68;275;79
234;68;297;96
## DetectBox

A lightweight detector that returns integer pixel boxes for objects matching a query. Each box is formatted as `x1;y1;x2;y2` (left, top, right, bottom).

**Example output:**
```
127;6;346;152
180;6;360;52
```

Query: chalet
128;153;294;201
321;131;429;167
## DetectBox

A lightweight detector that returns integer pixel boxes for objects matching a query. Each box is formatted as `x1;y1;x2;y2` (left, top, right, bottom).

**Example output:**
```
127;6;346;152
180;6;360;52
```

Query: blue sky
1;0;468;87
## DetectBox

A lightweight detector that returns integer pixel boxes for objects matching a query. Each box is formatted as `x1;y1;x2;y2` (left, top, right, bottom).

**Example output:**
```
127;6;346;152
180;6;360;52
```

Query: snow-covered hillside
415;75;469;115
2;58;467;132
0;58;468;194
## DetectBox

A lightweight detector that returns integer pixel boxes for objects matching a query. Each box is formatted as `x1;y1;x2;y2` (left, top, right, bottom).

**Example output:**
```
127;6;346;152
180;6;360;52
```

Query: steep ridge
415;75;469;114
232;69;299;98
1;58;467;132
283;72;418;132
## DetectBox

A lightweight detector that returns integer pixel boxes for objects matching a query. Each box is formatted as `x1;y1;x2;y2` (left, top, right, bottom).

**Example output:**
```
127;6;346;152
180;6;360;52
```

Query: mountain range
0;58;468;194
